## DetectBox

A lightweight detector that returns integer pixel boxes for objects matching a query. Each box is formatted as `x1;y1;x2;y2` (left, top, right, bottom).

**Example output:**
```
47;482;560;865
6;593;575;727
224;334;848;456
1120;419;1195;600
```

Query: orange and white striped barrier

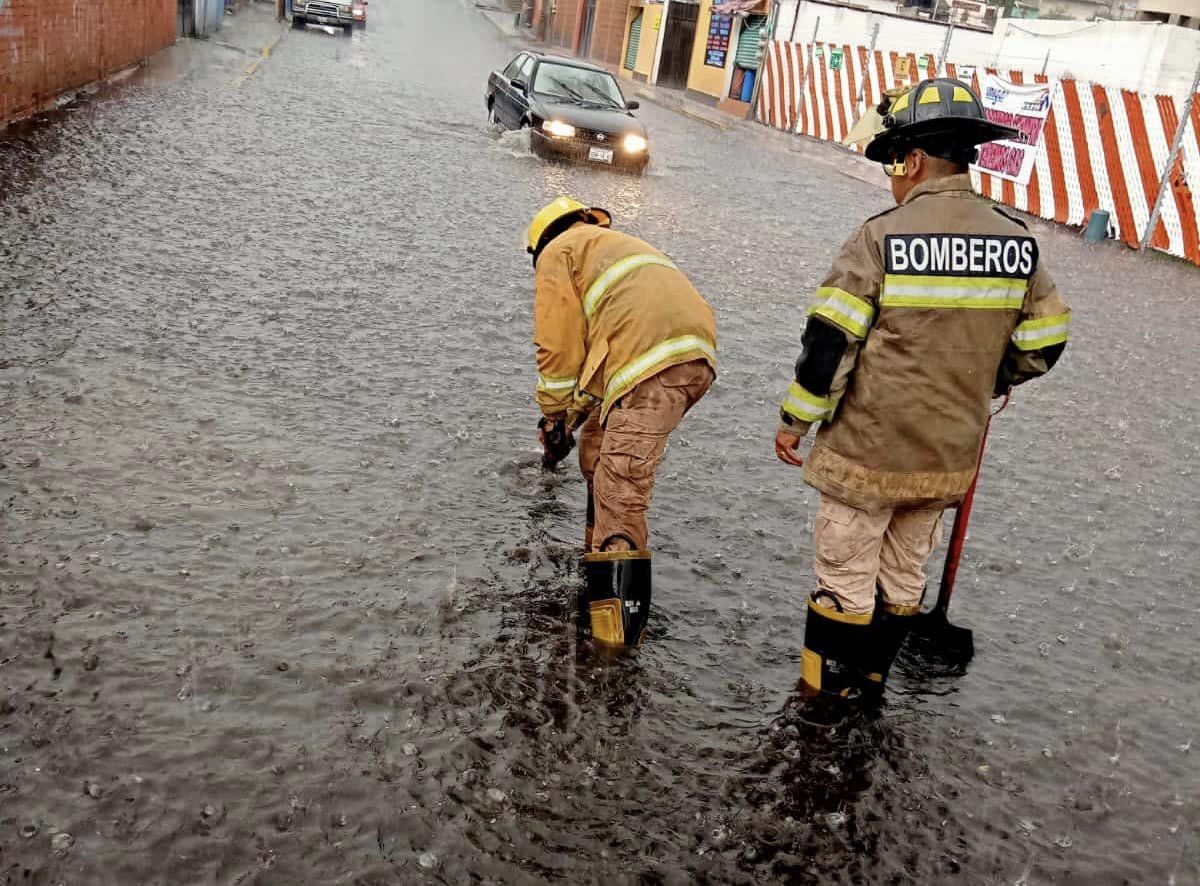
757;39;1200;267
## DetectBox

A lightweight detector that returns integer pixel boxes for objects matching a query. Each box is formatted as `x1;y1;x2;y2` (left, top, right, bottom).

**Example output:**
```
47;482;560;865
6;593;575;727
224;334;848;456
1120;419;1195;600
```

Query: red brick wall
0;0;176;126
586;0;628;67
546;0;630;66
548;0;580;53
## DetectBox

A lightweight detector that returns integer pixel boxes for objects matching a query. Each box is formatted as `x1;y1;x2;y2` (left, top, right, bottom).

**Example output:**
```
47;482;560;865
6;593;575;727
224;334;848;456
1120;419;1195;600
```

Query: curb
631;89;731;131
475;4;530;40
234;22;286;85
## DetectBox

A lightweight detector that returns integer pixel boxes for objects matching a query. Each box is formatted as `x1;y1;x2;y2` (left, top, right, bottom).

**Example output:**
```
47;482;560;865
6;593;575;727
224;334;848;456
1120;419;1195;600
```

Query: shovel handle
934;395;1009;614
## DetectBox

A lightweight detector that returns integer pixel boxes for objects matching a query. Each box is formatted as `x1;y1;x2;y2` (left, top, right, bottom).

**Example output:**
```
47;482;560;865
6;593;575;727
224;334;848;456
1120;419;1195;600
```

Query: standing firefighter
528;197;717;647
774;80;1070;699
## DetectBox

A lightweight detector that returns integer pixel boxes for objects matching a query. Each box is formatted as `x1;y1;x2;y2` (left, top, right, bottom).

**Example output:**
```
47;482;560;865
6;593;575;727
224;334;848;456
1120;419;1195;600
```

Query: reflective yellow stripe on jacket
604;334;716;411
880;275;1026;310
583;254;678;320
536;373;578;394
1011;312;1070;350
781;380;836;424
809;286;876;339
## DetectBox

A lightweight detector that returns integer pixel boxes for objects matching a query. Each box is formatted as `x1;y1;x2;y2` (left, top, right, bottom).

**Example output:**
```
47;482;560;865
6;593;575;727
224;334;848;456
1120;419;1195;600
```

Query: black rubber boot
800;592;872;699
580;536;651;647
861;595;920;697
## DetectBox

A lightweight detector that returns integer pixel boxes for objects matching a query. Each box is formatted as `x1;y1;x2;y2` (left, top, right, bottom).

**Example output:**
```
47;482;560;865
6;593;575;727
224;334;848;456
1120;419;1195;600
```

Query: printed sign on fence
973;73;1056;186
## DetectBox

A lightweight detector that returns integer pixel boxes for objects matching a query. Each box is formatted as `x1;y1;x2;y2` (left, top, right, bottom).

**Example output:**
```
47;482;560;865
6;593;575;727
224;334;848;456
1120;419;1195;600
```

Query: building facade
615;0;769;116
545;0;634;66
1136;0;1200;26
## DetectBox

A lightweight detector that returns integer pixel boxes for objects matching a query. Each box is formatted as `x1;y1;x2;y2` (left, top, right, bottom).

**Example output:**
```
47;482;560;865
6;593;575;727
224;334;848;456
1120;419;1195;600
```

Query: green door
735;15;768;69
625;12;643;70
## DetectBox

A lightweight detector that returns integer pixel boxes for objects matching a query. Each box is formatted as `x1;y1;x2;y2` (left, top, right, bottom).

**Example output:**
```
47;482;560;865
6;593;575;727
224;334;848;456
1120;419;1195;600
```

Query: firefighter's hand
539;417;575;468
775;428;806;468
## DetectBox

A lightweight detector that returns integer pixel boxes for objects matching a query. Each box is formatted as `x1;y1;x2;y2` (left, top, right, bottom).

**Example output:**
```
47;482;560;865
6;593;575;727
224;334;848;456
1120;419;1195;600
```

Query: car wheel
292;15;305;28
527;126;549;160
342;23;353;35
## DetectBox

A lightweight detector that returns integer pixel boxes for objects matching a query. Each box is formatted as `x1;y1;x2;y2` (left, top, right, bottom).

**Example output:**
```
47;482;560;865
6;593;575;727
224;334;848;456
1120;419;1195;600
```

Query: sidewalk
212;1;288;58
476;4;536;41
624;83;736;131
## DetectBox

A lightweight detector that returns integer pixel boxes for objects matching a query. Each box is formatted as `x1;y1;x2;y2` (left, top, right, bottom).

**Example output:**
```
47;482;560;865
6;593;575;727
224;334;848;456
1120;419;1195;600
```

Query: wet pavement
2;1;1199;883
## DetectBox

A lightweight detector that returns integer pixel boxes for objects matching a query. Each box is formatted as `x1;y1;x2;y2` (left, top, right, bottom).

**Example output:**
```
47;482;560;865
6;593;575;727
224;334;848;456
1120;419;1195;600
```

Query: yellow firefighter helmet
526;196;612;262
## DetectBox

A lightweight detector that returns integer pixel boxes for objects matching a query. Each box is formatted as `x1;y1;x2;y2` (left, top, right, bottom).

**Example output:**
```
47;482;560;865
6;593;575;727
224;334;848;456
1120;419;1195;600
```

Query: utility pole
937;19;955;74
1140;58;1200;251
789;16;820;133
747;1;780;119
854;21;879;114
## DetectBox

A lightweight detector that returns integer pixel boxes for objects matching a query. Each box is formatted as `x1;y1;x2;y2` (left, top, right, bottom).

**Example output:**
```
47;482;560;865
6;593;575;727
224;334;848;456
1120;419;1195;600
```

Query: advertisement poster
705;13;732;67
973;73;1056;185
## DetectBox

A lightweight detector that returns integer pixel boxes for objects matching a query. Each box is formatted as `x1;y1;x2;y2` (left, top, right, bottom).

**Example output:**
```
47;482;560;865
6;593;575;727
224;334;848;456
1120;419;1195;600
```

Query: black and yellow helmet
864;78;1020;163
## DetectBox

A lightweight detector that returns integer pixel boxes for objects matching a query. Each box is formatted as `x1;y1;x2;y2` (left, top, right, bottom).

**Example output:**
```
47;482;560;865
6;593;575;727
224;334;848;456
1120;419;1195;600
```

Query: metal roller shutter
625;13;643;70
735;15;768;69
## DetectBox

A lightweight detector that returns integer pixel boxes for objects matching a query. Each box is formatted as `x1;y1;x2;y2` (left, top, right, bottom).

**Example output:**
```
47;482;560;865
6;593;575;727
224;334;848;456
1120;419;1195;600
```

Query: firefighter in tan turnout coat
528;197;717;648
774;79;1071;699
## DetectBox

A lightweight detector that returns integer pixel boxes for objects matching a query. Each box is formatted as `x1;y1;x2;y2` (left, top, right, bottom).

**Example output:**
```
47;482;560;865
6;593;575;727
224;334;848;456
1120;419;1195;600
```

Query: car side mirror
625;100;640;110
511;79;528;93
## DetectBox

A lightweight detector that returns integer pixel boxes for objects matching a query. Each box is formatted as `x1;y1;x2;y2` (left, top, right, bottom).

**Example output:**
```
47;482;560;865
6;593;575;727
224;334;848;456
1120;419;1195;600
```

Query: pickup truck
293;0;356;33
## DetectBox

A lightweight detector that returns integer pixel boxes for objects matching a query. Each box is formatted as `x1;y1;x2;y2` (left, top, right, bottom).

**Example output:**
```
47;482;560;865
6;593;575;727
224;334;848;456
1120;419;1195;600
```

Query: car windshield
532;63;624;108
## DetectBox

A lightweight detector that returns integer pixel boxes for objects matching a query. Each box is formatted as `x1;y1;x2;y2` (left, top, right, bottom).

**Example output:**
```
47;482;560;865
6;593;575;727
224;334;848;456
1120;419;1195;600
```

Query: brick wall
548;0;580;53
0;0;176;126
546;0;631;67
586;0;628;67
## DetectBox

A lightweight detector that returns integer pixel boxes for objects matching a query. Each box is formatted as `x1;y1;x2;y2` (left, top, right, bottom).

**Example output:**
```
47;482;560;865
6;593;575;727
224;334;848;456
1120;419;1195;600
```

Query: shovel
910;395;1010;664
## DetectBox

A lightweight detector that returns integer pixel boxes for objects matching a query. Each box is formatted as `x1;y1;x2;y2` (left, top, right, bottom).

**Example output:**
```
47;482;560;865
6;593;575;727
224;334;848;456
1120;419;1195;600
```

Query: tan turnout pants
578;360;714;551
813;495;945;615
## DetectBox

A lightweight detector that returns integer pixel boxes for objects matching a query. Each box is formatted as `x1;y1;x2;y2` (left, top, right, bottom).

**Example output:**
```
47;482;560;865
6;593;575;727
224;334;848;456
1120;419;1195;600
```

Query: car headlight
542;120;576;138
623;133;648;153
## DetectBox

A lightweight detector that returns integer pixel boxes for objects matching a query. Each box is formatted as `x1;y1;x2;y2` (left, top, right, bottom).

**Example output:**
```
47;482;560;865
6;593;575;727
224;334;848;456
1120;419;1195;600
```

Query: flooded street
2;1;1199;882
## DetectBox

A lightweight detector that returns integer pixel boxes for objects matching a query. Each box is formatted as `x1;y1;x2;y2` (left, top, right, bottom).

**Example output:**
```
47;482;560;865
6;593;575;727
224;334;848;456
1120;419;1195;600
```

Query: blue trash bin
740;69;756;103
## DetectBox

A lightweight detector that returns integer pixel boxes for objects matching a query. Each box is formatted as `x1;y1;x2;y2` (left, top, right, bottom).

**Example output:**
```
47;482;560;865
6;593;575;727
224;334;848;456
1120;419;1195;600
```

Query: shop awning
712;0;763;14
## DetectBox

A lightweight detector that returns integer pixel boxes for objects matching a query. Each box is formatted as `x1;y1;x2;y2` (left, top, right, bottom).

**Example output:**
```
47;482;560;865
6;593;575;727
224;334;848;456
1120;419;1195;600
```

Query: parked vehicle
293;0;354;34
486;52;649;173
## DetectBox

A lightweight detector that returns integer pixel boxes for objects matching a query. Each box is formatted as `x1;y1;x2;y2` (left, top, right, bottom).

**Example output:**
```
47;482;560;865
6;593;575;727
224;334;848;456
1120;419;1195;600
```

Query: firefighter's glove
538;417;576;469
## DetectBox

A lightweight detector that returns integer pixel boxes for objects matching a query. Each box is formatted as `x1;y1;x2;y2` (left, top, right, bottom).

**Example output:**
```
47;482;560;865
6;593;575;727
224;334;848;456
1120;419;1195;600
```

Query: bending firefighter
774;80;1070;699
528;197;717;647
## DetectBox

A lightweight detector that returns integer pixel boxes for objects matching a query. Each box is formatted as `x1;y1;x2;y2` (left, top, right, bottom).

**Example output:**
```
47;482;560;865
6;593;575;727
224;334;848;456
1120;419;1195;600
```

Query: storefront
618;0;664;83
547;0;636;67
683;0;770;115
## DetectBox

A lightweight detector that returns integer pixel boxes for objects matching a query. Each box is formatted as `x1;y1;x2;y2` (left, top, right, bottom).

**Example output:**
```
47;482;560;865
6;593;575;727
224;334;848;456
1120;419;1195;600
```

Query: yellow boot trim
589;599;625;645
801;648;823;692
882;601;921;617
807;597;872;625
584;550;651;563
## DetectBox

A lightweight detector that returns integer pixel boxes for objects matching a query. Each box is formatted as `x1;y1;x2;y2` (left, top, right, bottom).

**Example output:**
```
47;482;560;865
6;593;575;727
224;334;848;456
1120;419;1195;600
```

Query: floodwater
2;1;1198;883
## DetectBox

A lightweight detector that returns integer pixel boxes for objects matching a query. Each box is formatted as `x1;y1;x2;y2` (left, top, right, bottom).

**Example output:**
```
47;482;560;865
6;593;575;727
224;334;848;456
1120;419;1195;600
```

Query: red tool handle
934;395;1009;615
